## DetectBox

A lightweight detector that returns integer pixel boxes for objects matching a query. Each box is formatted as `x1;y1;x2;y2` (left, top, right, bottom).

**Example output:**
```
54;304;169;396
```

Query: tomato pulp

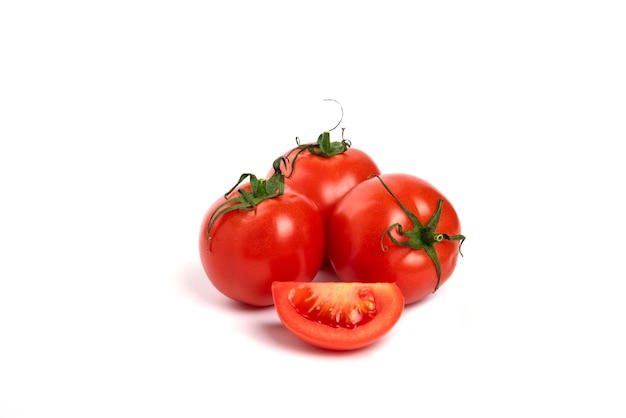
272;281;404;350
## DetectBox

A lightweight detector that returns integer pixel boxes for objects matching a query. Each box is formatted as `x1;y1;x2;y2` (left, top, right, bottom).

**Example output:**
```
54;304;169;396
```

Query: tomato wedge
271;281;404;350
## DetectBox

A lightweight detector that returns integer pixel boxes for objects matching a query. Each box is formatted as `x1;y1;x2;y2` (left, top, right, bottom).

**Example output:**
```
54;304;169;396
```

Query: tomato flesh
288;284;377;329
272;281;404;350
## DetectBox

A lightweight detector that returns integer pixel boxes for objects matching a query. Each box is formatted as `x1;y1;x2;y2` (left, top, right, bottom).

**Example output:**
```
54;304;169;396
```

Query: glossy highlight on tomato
281;146;380;223
272;281;404;350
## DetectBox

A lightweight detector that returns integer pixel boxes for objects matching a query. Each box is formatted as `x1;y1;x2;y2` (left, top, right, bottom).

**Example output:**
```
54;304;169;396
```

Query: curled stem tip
323;98;344;132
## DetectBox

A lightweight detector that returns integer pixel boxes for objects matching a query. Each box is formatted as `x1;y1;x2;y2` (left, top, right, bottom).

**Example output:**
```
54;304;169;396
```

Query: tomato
327;174;465;305
272;131;380;263
199;168;325;307
271;281;404;350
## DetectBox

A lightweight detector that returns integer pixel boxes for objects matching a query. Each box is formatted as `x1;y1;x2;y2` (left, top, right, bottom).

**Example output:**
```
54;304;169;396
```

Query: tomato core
287;284;377;329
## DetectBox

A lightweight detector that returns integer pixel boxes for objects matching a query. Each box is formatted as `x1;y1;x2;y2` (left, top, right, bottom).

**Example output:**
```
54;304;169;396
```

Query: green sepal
374;175;466;293
205;157;287;250
308;131;350;157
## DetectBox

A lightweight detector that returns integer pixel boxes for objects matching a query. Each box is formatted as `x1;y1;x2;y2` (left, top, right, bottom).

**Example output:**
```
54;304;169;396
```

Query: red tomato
199;185;325;307
271;281;404;350
327;174;465;305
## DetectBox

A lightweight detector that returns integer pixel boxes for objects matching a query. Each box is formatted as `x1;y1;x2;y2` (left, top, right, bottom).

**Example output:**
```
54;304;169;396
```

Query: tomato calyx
309;129;352;157
205;157;288;249
301;98;351;158
373;175;466;292
279;129;351;180
286;128;351;166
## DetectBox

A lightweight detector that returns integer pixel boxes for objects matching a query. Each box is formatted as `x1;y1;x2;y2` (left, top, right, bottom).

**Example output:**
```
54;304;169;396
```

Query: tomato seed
287;285;377;329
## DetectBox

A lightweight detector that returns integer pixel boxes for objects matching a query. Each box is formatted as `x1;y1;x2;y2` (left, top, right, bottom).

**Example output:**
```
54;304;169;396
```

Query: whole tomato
199;163;325;307
327;174;465;305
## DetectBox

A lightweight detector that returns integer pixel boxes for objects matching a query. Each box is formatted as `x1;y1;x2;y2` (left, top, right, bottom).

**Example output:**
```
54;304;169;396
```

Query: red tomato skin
279;148;380;225
271;281;404;350
276;148;380;265
327;173;463;305
199;188;325;307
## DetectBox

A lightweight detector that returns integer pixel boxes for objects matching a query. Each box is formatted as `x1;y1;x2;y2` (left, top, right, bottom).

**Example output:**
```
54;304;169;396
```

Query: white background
1;1;625;417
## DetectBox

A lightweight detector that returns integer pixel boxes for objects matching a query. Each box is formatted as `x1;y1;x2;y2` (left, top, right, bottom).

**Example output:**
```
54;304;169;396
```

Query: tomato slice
271;281;404;350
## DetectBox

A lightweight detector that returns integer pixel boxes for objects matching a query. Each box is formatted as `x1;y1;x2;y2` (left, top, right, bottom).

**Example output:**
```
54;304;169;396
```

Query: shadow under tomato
313;263;340;282
178;261;390;354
